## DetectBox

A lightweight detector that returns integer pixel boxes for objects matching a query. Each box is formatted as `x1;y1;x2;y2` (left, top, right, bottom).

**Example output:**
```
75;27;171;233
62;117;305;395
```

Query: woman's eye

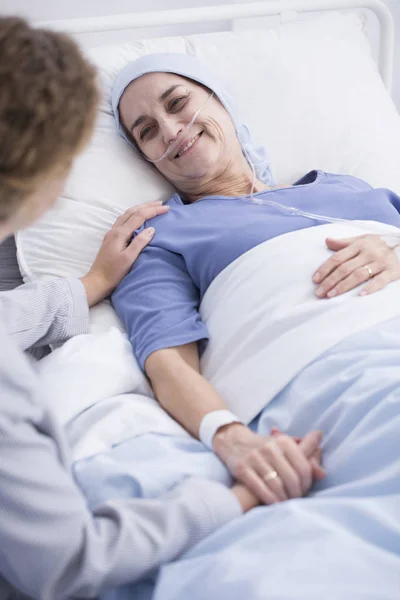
169;96;188;111
140;125;154;140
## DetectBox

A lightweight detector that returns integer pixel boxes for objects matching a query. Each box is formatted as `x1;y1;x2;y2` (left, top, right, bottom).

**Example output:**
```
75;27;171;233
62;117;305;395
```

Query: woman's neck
182;170;268;203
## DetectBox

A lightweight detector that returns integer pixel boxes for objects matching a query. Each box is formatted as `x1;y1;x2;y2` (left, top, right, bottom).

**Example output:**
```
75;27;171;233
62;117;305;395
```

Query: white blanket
38;221;400;460
201;221;400;422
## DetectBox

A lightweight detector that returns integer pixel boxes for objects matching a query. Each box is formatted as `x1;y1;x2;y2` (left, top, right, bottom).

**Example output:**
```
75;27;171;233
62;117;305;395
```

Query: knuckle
320;277;332;290
264;440;279;458
247;449;260;463
104;230;115;242
331;254;343;265
355;268;366;281
333;282;346;295
130;236;144;249
235;461;247;479
337;264;351;278
276;435;292;451
299;462;312;484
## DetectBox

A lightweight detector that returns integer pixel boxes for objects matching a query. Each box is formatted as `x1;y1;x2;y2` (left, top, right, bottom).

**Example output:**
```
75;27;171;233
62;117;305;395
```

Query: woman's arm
0;277;89;352
146;343;227;437
0;394;244;598
146;344;325;505
0;203;168;352
112;238;325;505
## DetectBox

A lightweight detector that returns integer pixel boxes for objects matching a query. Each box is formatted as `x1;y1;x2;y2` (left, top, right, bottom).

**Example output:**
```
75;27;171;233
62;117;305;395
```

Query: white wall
1;0;399;109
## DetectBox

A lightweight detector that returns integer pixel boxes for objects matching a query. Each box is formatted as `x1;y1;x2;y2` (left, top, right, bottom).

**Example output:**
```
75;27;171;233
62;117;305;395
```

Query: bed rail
37;0;394;92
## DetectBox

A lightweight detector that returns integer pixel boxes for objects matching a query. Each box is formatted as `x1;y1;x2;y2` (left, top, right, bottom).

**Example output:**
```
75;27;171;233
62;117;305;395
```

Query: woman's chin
182;156;218;179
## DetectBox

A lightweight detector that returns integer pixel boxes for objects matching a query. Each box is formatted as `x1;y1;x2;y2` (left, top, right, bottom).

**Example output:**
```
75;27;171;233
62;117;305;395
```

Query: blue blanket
74;319;400;599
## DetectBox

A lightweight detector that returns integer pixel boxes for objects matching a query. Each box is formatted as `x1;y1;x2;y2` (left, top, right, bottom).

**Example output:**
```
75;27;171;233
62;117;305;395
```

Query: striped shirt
0;277;241;600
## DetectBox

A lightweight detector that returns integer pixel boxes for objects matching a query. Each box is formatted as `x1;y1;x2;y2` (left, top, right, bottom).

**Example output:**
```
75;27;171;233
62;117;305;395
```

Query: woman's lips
174;131;203;159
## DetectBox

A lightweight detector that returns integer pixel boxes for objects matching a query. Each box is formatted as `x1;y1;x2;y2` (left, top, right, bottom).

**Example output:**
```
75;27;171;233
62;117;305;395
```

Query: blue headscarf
111;52;275;185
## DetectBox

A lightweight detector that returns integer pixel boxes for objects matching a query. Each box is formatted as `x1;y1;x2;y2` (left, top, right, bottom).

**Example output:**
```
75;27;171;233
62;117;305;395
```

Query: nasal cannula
148;87;400;246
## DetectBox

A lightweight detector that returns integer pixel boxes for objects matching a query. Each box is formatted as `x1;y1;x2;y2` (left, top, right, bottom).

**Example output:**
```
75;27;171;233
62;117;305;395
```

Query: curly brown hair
0;17;99;221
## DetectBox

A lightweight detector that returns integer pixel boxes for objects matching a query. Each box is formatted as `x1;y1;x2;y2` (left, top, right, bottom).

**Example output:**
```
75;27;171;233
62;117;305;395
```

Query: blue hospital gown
112;170;400;369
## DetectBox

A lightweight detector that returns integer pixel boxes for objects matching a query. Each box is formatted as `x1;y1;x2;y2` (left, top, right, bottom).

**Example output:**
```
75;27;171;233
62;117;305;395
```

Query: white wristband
199;410;242;450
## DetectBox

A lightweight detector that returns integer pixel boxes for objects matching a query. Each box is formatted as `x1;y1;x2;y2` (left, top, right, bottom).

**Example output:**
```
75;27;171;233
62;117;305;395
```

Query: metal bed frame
37;1;395;92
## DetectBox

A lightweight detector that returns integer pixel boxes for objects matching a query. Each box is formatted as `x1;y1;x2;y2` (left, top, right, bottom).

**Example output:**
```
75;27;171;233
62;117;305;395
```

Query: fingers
271;428;326;483
324;236;359;251
253;438;311;500
314;235;399;298
277;437;313;495
313;241;360;285
237;465;280;505
310;457;327;481
359;268;396;296
263;441;303;498
298;430;323;459
126;227;155;261
113;202;169;232
318;259;385;298
251;454;288;501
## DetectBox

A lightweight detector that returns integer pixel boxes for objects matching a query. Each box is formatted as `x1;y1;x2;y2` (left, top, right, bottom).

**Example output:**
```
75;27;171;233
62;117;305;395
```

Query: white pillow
17;12;400;308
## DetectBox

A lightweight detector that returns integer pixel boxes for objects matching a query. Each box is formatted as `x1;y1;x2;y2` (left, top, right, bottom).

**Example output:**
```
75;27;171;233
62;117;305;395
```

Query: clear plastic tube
240;140;257;198
146;87;400;245
238;139;400;244
146;92;215;164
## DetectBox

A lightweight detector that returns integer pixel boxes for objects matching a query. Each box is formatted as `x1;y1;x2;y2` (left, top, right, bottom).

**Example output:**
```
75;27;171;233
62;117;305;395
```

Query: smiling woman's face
119;72;241;190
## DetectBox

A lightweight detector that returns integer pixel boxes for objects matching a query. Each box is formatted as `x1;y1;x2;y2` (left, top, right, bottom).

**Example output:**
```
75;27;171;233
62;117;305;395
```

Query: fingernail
359;290;368;296
315;287;324;297
313;272;321;283
327;289;337;298
146;227;155;237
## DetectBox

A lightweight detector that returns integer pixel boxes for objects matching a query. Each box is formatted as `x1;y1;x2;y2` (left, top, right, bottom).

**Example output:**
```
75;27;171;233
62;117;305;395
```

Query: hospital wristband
199;410;243;450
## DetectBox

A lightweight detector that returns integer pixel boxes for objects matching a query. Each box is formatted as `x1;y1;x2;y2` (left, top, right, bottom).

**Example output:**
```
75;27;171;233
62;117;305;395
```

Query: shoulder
322;171;373;192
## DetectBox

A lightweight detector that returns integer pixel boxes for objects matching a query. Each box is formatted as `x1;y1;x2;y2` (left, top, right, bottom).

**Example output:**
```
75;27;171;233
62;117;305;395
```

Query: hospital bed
9;1;400;598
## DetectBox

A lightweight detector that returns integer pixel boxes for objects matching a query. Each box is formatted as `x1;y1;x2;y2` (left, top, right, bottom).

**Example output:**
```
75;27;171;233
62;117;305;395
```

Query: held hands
313;234;400;299
80;202;169;307
214;424;326;507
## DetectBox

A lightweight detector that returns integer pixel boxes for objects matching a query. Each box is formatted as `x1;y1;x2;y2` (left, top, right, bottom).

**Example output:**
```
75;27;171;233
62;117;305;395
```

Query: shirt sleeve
112;243;209;371
0;377;241;598
0;277;89;351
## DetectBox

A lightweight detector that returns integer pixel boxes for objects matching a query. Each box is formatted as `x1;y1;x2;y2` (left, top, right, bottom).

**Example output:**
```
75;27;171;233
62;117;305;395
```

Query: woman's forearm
0;278;89;351
145;343;228;438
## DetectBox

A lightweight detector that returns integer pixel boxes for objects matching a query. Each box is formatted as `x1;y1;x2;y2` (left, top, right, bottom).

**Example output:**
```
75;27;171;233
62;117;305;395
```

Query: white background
1;0;399;110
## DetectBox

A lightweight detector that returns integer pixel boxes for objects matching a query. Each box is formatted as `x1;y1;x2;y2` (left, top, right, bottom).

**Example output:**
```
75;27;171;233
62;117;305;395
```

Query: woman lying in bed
112;53;400;506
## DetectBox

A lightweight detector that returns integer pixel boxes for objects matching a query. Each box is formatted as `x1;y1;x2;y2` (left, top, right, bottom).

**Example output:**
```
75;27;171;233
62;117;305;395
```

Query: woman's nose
160;117;183;146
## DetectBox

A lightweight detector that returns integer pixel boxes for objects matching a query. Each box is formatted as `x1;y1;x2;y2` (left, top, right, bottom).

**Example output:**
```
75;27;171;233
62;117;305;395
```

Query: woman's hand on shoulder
213;424;325;506
313;234;400;299
81;201;169;307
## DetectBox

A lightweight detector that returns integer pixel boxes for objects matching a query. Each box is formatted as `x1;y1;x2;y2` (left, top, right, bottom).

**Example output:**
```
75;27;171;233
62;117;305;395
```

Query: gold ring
263;470;278;483
363;264;373;279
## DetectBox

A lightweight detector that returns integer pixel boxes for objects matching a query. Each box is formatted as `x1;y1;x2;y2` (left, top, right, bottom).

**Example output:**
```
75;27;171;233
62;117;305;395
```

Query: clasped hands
214;423;326;510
